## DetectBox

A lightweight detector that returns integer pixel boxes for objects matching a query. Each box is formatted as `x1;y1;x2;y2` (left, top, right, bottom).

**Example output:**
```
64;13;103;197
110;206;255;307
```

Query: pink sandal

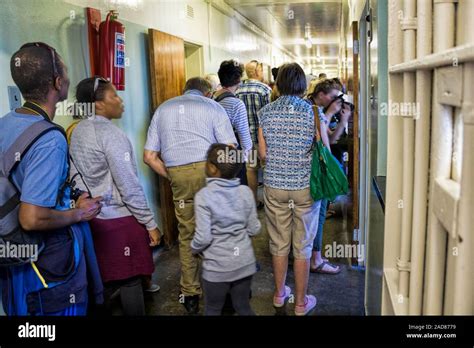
273;285;292;307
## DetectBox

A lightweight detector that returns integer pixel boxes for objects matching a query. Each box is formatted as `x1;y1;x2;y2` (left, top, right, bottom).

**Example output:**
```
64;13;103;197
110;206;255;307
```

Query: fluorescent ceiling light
106;0;142;10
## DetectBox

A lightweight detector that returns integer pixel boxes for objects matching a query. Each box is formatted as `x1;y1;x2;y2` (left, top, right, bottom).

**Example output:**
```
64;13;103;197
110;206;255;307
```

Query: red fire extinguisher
98;11;125;90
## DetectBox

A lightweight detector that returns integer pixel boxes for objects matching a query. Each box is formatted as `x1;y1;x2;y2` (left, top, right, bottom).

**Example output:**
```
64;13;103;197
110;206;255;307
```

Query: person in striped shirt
214;60;252;185
236;60;272;205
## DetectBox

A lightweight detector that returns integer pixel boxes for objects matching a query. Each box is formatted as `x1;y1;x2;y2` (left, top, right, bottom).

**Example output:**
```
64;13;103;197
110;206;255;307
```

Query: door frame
184;41;204;79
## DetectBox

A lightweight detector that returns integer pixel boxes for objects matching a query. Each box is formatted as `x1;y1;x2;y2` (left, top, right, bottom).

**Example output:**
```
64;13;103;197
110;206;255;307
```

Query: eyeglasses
91;76;109;102
20;42;59;82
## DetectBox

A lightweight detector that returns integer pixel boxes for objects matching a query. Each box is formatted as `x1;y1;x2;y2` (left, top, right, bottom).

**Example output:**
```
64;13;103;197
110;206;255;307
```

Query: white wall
64;0;294;75
0;0;296;230
348;0;367;23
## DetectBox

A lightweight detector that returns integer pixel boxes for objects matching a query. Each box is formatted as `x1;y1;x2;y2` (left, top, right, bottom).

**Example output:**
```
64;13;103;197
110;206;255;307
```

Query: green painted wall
0;0;161;227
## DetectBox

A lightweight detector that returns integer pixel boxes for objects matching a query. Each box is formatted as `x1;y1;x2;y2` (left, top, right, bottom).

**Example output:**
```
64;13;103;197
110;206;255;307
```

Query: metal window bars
382;0;473;315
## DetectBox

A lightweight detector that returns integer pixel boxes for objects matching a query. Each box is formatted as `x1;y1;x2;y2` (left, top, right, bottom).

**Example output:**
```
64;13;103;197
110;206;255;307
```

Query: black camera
323;93;354;115
57;174;88;208
70;186;86;202
69;173;91;201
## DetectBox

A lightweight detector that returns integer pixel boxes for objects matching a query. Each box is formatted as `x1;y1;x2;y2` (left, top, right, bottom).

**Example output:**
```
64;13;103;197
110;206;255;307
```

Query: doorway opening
184;42;204;80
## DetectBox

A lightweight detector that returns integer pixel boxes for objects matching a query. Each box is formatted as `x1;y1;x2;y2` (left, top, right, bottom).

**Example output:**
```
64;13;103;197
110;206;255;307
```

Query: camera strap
22;102;92;201
69;156;93;198
22;101;53;122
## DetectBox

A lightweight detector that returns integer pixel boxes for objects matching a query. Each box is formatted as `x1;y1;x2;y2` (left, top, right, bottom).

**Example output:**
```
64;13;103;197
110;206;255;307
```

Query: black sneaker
181;294;199;315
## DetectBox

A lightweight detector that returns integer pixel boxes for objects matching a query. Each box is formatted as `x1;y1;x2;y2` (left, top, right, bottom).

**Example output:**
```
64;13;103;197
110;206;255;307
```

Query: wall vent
186;4;194;19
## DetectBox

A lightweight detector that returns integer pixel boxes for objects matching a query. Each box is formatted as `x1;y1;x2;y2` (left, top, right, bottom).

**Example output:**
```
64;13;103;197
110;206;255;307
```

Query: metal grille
382;0;474;315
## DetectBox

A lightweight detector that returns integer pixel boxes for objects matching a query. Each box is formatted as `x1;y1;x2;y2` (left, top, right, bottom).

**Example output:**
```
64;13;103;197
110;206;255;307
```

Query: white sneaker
273;285;292;307
145;284;161;293
295;295;317;316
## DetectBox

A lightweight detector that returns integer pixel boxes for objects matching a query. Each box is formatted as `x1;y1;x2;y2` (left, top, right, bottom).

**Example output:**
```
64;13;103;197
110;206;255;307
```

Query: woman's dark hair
276;63;307;96
75;76;111;104
218;60;243;88
271;67;279;81
10;43;65;102
207;143;243;180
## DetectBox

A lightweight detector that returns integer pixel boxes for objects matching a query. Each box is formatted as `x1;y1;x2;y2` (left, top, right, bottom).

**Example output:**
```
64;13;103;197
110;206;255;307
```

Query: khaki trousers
264;186;321;259
167;161;207;296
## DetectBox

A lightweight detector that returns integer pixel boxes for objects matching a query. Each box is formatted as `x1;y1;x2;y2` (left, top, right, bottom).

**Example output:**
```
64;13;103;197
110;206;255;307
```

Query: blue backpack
0;120;63;266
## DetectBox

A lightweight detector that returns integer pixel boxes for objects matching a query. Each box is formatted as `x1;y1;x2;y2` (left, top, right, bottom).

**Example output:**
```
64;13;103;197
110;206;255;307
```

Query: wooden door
351;21;360;243
148;29;185;247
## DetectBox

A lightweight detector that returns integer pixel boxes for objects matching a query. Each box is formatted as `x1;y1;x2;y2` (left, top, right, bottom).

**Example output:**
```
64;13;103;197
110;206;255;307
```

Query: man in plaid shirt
236;60;272;205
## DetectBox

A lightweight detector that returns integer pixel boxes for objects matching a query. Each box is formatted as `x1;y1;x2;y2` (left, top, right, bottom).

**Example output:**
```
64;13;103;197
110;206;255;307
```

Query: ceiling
225;0;344;74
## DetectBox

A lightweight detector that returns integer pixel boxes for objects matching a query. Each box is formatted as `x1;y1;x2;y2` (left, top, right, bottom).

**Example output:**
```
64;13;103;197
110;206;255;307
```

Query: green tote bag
310;106;349;201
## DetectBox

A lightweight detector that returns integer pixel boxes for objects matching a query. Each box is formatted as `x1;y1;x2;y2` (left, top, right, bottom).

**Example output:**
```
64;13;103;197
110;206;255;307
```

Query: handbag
309;106;349;201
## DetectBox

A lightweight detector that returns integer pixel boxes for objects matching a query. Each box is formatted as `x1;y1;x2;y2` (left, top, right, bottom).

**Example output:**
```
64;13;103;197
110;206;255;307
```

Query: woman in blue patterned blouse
257;63;322;316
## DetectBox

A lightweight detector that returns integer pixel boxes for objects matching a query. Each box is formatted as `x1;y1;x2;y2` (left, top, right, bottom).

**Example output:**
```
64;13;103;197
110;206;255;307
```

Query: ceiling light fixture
304;23;312;48
105;0;142;10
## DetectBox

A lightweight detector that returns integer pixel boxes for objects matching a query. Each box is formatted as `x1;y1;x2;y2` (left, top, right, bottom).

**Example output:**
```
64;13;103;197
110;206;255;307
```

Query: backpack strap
1;120;62;176
214;91;236;103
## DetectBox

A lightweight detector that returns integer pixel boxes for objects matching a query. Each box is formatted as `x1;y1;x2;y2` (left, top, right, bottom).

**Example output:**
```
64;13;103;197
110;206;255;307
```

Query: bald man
245;60;263;82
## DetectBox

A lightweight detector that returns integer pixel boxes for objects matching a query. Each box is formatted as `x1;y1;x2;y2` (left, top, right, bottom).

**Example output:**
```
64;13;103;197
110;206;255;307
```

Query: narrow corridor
110;192;365;316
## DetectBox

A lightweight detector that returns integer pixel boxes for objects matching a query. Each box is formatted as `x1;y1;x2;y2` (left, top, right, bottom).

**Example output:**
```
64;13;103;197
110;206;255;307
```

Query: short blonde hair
245;60;261;79
306;78;319;97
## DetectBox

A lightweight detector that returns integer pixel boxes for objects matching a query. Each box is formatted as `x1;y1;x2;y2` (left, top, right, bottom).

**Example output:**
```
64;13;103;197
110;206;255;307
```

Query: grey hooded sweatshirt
191;177;261;282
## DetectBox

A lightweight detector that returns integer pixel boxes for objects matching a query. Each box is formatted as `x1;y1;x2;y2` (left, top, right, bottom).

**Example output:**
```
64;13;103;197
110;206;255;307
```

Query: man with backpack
0;43;103;315
214;59;252;185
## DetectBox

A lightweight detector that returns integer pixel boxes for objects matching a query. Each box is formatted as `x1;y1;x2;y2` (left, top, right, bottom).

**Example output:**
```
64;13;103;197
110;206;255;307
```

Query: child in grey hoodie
191;144;261;315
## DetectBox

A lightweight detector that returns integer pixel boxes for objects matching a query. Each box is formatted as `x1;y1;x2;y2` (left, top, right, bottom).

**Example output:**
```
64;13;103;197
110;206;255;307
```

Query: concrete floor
0;192;364;317
134;191;366;316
